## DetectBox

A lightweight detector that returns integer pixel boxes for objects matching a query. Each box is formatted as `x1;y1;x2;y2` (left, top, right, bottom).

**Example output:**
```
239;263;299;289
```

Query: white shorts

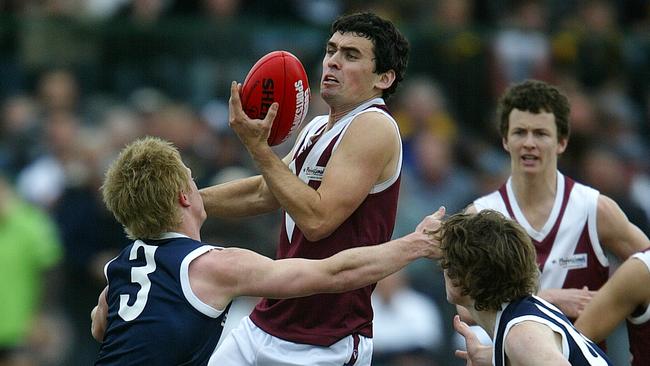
209;316;373;366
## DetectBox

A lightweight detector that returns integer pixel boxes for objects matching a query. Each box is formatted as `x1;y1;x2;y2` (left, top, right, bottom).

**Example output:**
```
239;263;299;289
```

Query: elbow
300;221;336;242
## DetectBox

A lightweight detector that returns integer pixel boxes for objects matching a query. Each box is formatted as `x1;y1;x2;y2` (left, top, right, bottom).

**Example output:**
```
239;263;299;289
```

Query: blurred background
0;0;648;365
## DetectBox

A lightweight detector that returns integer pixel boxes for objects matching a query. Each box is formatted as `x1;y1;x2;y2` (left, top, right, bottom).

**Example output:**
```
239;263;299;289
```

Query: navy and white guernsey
96;233;231;366
494;295;611;366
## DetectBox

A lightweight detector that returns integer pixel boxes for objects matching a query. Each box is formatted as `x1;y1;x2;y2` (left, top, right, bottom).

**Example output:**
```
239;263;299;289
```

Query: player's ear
179;192;191;207
375;70;396;91
502;137;510;152
557;137;568;154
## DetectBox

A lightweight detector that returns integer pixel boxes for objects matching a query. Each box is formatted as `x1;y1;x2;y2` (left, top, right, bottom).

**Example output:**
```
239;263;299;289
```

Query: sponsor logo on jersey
304;165;324;181
556;253;588;270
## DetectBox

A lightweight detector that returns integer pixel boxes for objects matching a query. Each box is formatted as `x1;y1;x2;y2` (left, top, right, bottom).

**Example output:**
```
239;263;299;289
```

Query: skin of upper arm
311;112;399;236
505;321;570;366
597;195;650;260
575;258;650;342
189;247;336;309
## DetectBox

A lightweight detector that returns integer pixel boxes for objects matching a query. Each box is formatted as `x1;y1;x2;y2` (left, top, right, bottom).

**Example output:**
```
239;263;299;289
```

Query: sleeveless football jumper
250;97;402;346
474;172;609;292
96;233;230;365
494;296;611;365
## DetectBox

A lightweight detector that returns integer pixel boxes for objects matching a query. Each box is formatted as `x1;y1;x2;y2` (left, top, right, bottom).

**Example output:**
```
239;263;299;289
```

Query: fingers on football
264;103;279;124
229;81;244;118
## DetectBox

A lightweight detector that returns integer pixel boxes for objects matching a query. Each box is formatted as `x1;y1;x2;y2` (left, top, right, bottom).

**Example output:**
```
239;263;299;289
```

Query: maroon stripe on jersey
498;178;576;271
294;124;327;175
368;104;392;116
535;178;575;269
498;184;516;218
562;223;608;291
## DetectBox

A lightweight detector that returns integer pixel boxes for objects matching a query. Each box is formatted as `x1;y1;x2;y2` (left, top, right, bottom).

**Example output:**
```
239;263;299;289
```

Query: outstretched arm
192;208;445;310
575;256;650;342
199;174;281;218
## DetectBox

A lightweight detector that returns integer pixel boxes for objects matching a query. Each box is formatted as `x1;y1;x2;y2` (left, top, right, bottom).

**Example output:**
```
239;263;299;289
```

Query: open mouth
322;75;339;85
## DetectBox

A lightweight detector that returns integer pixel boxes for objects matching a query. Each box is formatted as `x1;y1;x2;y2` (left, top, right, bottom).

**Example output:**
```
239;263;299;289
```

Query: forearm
249;145;328;235
199;175;279;218
324;232;429;291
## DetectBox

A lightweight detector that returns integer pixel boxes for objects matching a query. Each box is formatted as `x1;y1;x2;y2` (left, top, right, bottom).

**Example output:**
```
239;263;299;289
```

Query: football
240;50;311;146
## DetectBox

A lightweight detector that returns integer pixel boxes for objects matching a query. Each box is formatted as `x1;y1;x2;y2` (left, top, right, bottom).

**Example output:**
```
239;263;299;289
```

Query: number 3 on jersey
119;241;157;321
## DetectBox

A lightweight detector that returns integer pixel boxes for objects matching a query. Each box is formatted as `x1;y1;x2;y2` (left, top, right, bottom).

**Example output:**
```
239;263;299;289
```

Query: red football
240;50;311;146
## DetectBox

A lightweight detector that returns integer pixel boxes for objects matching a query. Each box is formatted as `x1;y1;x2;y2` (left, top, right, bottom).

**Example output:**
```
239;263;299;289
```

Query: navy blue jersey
494;295;611;366
96;233;230;366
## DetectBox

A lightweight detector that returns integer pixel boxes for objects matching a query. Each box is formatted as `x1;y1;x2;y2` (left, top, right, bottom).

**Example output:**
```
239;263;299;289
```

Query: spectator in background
391;76;457;170
0;174;63;365
581;145;649;236
490;0;551;95
371;269;444;366
0;96;40;179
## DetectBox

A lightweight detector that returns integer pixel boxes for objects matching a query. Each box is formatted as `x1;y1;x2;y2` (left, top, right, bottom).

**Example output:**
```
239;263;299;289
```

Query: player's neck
327;95;381;126
511;169;558;208
175;217;202;242
470;307;497;339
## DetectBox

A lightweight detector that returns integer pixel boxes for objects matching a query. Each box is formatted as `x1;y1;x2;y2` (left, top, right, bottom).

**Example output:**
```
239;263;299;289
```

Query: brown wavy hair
101;136;190;239
497;79;570;141
438;210;539;311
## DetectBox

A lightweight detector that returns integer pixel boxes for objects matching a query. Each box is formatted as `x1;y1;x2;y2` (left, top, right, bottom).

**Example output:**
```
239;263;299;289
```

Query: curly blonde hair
438;210;539;311
101;136;191;239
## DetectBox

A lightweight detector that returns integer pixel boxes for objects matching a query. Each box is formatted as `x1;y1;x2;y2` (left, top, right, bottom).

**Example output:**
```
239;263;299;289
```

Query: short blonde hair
101;136;191;239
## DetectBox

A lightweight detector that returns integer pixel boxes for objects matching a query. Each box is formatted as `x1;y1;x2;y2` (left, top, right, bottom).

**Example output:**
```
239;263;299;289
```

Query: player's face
443;269;470;307
320;32;384;109
502;109;568;176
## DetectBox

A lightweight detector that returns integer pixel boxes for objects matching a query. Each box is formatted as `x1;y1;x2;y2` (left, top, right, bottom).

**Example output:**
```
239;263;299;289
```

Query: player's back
96;234;229;366
495;296;611;366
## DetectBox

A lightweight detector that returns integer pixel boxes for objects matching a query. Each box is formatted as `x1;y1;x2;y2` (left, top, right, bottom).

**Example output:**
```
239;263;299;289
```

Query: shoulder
504;320;568;365
337;110;400;158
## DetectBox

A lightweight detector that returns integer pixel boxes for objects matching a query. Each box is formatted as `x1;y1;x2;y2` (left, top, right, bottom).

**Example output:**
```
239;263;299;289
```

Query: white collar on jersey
337;97;385;122
152;232;190;240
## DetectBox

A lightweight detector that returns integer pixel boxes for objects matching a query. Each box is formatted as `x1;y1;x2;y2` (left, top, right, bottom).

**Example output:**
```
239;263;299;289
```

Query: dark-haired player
439;210;611;365
201;11;410;366
466;80;648;322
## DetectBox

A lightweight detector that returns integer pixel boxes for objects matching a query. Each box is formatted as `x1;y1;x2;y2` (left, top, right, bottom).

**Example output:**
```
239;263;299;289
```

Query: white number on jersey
118;241;157;321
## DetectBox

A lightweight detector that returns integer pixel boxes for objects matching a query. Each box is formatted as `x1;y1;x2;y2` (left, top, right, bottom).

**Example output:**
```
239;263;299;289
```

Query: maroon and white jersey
250;97;402;346
474;172;609;291
626;249;650;366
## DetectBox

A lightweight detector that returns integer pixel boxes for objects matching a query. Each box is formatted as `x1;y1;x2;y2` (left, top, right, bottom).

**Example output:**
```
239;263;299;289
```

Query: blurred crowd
0;0;649;365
